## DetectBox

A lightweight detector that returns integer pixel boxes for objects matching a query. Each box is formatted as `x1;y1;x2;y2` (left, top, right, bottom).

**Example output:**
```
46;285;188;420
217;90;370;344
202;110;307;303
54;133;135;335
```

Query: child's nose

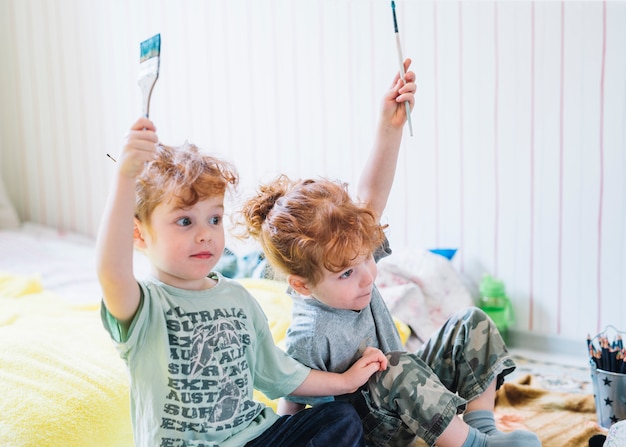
196;226;212;242
360;269;374;287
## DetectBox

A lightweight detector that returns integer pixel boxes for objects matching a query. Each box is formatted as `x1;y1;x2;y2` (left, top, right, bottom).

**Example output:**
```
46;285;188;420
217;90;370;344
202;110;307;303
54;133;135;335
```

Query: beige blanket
494;374;606;447
412;373;606;447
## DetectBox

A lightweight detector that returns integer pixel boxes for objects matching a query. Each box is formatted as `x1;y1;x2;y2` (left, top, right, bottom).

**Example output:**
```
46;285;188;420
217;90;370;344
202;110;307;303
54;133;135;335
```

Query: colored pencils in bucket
588;332;626;373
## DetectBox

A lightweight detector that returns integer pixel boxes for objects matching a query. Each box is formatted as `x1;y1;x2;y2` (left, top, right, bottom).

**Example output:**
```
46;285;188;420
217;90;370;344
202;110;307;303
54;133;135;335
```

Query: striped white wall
0;0;624;344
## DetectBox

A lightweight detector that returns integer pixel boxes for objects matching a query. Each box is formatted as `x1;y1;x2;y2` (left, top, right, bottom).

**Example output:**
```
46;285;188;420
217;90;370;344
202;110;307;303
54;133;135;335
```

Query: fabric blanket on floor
412;373;607;447
494;373;606;447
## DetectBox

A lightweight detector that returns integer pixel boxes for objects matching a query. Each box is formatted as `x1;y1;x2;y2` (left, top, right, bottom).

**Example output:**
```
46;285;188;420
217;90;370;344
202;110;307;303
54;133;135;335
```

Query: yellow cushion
0;273;132;447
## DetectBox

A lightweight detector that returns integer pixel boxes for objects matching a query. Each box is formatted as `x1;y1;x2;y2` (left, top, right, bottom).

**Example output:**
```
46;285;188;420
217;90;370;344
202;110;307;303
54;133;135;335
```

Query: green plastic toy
479;275;514;343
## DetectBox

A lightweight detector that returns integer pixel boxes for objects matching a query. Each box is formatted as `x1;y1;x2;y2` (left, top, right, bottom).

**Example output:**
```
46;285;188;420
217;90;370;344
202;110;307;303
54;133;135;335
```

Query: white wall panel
1;0;624;344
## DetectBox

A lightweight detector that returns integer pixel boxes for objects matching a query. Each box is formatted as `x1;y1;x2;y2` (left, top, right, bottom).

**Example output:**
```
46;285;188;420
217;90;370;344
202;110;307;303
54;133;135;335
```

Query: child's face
306;254;377;311
137;194;226;290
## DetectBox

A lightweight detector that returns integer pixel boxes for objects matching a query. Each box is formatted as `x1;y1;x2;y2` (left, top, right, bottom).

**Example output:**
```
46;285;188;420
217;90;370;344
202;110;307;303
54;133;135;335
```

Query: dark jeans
245;401;365;447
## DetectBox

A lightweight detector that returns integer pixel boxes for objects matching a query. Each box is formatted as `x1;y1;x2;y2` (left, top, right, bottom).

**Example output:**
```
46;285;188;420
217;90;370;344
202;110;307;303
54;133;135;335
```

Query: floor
507;347;594;394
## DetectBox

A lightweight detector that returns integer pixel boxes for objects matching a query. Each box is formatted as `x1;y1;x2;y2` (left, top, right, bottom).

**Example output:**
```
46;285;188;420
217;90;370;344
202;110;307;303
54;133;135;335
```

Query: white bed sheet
0;222;151;305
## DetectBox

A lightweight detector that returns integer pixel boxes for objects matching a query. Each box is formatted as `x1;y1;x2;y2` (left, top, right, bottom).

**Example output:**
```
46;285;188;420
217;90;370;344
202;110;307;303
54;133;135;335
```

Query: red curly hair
135;142;238;224
239;175;385;286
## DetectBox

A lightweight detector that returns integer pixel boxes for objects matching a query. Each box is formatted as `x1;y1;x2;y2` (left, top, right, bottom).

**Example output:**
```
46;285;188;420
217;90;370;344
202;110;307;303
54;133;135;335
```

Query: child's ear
288;275;312;296
133;218;147;250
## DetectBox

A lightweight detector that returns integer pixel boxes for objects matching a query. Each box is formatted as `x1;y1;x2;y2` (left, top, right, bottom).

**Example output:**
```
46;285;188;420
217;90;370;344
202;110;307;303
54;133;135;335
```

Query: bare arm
95;117;158;327
358;59;416;220
290;346;388;397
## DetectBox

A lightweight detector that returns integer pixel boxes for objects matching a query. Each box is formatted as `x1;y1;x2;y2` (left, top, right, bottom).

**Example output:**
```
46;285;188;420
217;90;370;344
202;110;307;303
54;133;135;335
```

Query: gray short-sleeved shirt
284;242;403;405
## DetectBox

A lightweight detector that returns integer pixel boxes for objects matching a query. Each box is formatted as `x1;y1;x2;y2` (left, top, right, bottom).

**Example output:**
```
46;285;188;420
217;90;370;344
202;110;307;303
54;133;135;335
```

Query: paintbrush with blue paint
390;1;413;136
106;34;161;163
138;33;161;118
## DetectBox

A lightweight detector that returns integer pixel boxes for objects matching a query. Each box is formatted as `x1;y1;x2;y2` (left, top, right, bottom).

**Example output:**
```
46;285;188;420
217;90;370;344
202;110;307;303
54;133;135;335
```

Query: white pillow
0;175;20;229
376;248;474;348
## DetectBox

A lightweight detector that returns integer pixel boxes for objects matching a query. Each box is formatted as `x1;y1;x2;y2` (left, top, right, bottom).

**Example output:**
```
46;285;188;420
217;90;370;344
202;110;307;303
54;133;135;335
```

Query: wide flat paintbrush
106;34;161;163
138;33;161;118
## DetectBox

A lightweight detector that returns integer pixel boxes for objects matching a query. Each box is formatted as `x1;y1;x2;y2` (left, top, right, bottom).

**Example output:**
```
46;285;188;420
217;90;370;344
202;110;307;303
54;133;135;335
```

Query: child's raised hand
383;58;416;128
117;117;159;179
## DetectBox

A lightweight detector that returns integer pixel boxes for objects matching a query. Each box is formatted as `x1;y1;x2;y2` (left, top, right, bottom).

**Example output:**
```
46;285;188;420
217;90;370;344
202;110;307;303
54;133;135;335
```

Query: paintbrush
138;33;161;118
391;1;413;136
106;34;160;163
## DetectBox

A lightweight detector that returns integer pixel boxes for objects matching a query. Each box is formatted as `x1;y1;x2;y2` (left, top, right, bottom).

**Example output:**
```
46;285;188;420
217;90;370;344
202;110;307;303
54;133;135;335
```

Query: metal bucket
590;366;626;428
589;325;626;429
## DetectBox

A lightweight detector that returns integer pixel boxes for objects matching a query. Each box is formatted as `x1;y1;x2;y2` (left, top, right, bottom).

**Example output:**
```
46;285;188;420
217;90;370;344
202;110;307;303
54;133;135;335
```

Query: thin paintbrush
391;1;413;136
138;33;161;118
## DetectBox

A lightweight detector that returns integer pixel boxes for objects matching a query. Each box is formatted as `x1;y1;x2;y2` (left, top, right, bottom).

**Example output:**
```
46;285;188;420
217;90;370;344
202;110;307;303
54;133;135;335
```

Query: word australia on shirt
161;305;263;444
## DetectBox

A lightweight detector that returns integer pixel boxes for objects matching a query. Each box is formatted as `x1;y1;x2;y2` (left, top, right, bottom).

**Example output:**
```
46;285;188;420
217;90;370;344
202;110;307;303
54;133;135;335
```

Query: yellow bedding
0;272;132;447
0;273;409;447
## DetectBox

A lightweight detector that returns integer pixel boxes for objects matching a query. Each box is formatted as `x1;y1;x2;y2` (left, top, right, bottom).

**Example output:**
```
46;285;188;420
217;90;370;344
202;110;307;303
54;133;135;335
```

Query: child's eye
340;269;354;279
176;217;192;227
209;216;222;225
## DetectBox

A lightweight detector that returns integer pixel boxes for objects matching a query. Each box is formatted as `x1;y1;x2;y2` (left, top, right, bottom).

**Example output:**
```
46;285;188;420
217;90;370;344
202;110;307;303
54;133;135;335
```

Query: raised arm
357;59;416;220
95;117;158;327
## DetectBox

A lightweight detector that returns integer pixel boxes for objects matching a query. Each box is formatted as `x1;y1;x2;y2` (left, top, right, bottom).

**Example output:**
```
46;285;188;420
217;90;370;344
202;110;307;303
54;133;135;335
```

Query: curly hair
238;174;385;286
135;142;238;224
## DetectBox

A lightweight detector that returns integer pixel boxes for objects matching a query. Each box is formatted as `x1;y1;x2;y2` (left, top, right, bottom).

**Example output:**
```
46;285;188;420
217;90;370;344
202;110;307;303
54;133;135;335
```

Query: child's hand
360;346;389;371
382;58;416;128
342;346;389;392
117;117;159;179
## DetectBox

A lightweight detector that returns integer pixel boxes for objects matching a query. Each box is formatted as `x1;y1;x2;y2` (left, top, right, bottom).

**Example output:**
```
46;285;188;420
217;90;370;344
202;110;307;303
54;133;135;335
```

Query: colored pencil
587;331;626;373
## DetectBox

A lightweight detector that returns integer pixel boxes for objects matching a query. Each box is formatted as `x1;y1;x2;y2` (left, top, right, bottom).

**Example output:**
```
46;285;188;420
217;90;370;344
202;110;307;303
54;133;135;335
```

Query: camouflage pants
350;307;516;447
